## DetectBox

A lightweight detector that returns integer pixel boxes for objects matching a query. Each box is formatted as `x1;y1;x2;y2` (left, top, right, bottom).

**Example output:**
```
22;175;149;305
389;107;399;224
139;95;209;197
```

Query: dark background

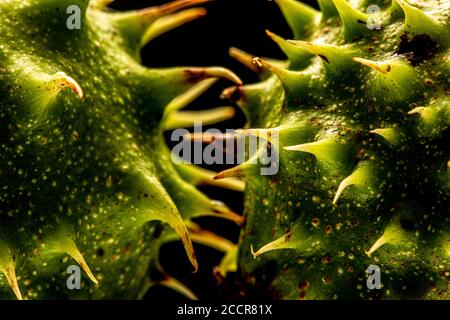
110;0;318;300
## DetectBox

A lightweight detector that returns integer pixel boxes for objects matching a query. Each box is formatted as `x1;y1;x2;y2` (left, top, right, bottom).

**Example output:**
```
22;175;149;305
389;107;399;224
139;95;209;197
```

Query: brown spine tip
184;67;242;85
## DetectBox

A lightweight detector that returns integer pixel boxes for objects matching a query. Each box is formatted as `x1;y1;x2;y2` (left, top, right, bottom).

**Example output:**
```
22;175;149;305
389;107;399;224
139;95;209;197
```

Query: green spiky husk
0;0;242;299
230;0;449;299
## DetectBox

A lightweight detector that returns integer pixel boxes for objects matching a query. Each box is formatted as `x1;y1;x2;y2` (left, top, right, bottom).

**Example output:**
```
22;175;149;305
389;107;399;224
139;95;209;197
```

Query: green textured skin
0;0;241;299
230;0;450;299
